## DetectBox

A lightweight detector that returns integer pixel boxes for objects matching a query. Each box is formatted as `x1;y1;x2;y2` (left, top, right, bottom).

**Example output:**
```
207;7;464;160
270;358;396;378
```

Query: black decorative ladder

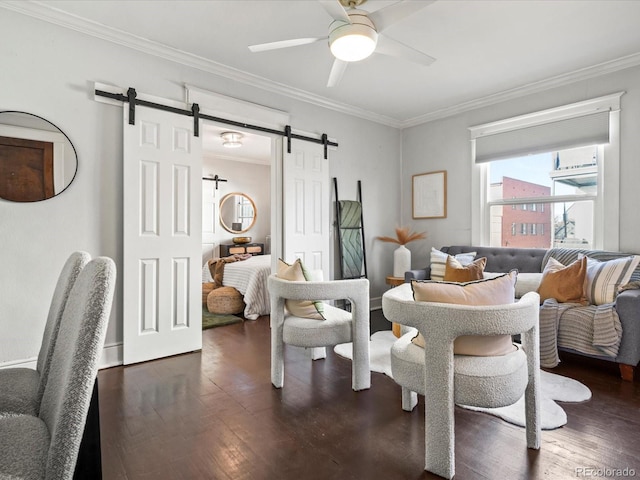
334;178;367;280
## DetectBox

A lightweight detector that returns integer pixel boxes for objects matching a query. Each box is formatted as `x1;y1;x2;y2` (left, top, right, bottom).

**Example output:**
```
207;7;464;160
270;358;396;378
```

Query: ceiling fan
248;0;436;87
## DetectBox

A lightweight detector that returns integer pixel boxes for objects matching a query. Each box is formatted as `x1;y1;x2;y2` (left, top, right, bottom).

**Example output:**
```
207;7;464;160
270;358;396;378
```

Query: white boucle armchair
382;284;541;480
268;274;371;391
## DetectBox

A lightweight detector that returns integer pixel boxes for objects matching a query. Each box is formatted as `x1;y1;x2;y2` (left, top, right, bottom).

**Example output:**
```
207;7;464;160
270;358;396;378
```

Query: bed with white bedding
202;254;272;320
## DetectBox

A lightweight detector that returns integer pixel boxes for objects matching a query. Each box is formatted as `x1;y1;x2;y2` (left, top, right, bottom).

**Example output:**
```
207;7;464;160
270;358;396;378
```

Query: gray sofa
405;246;640;381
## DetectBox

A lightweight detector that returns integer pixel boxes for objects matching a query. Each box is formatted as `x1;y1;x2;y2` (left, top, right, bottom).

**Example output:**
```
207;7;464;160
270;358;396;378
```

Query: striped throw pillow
582;255;640;305
430;248;476;281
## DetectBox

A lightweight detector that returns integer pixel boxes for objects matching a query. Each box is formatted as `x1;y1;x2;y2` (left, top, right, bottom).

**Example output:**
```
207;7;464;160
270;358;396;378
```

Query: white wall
0;10;401;365
401;65;640;268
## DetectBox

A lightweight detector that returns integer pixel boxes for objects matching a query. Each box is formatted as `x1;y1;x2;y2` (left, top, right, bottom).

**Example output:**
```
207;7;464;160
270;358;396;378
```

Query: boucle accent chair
268;274;371;391
0;251;90;417
0;257;116;480
382;284;541;479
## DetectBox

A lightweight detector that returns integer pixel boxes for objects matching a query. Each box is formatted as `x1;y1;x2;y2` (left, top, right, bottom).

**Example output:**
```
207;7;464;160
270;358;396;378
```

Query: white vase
393;245;411;277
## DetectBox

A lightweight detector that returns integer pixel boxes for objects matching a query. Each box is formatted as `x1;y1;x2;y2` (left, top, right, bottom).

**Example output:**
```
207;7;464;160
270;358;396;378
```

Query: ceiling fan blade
318;0;351;23
369;0;435;33
375;35;436;67
249;37;327;53
327;58;348;87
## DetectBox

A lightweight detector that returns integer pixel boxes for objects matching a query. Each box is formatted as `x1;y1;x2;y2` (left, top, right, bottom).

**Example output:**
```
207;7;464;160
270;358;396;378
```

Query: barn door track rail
95;87;338;159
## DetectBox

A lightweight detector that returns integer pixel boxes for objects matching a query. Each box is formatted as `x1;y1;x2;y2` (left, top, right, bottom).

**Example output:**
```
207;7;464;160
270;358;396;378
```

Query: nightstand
220;243;264;257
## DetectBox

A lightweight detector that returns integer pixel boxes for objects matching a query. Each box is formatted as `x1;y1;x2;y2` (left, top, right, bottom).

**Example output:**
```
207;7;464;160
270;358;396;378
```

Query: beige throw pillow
277;259;325;320
410;271;518;356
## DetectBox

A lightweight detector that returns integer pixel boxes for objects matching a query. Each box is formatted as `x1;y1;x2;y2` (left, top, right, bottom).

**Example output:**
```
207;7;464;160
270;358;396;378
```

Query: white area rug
334;330;591;430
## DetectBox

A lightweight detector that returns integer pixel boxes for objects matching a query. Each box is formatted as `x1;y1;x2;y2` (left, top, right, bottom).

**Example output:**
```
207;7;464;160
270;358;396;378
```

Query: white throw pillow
581;255;640;305
484;271;543;298
430;247;476;281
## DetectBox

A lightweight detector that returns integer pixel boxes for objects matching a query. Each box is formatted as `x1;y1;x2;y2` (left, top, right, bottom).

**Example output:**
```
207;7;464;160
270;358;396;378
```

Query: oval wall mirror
219;192;257;234
0;111;78;202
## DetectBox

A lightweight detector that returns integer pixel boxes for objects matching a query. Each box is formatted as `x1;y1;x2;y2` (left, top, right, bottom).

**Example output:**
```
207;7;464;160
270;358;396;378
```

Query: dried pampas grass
377;226;427;245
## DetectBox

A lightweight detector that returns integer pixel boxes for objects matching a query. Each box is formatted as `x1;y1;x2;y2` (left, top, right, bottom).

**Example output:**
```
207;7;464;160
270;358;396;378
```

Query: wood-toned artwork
0;135;54;202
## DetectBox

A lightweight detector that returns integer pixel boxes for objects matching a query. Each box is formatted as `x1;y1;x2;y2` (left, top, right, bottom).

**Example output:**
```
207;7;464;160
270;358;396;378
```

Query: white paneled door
123;105;202;365
282;139;330;279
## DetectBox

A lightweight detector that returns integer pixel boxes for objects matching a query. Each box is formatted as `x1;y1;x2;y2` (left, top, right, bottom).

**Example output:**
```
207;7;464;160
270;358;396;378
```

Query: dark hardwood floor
98;311;640;480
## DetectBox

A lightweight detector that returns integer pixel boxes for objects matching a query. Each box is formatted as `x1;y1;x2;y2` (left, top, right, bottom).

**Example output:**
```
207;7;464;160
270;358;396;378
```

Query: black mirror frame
0;110;78;202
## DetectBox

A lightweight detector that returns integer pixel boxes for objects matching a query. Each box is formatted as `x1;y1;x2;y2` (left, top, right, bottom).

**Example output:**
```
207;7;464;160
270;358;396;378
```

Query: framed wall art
412;170;447;219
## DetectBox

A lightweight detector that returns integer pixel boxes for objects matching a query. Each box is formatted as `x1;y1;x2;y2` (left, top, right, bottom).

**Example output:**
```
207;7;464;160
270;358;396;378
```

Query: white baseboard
0;357;37;370
1;344;123;370
99;342;123;369
370;296;382;311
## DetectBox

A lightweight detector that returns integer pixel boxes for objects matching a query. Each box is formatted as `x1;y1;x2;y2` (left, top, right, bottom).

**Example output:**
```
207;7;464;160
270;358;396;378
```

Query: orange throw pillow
537;257;587;304
444;256;487;283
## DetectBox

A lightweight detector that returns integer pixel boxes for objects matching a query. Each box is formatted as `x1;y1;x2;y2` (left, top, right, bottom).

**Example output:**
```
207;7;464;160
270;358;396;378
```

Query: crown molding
401;52;640;129
3;1;640;131
0;0;403;128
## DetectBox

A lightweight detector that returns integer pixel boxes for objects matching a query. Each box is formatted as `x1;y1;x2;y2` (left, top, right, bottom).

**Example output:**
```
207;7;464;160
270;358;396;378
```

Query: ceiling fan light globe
329;13;378;62
330;32;377;62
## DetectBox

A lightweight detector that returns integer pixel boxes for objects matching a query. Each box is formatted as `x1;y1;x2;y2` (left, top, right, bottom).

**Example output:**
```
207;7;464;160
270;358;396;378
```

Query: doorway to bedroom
200;122;274;328
201;124;273;264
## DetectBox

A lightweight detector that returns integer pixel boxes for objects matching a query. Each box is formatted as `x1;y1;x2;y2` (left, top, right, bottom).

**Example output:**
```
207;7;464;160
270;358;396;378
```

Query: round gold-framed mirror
219;192;257;234
0;111;78;202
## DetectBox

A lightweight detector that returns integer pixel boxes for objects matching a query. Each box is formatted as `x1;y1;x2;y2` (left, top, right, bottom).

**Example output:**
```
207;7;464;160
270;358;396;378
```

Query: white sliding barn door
282;139;330;279
123;106;202;365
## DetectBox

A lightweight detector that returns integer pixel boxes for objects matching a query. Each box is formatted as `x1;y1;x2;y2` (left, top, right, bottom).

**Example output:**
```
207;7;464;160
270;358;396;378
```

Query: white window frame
470;92;623;251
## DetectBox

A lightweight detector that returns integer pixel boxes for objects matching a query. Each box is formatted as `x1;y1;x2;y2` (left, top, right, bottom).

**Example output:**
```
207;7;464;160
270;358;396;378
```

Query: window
511;223;516;236
470;93;622;251
487;145;599;248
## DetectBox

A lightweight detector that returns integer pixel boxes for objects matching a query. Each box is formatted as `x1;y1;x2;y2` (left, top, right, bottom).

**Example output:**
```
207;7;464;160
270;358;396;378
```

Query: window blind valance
474;110;610;163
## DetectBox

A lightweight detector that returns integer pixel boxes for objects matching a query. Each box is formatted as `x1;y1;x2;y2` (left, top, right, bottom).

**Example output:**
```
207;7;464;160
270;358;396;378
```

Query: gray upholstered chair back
39;257;116;480
35;251;91;404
